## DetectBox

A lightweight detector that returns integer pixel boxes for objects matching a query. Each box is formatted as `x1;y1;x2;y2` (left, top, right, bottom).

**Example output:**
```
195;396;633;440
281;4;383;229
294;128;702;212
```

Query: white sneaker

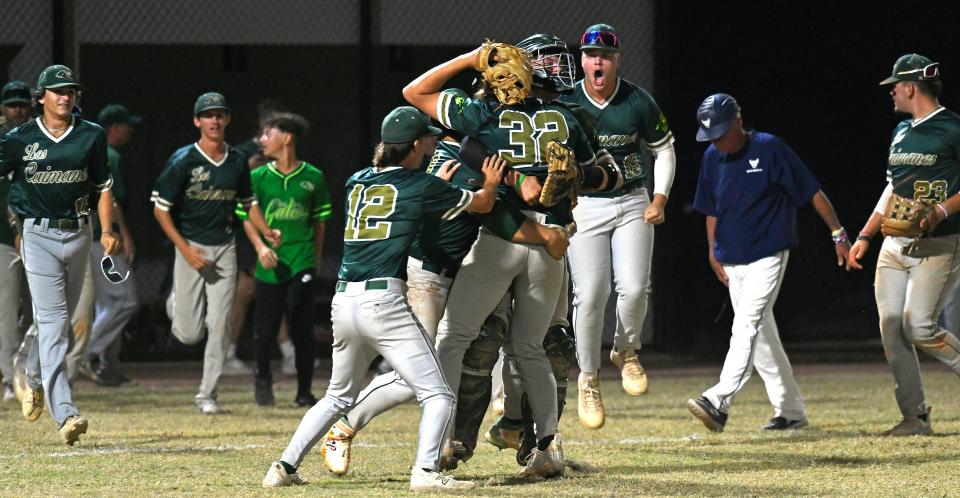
610;347;648;396
519;435;565;479
577;372;605;430
281;355;296;376
262;461;306;487
195;395;220;415
409;467;475;491
321;420;355;475
221;356;252;376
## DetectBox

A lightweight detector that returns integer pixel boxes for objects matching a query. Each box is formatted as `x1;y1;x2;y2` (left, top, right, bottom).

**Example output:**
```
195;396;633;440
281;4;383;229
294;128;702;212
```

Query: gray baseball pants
21;218;90;425
87;241;138;367
0;243;20;386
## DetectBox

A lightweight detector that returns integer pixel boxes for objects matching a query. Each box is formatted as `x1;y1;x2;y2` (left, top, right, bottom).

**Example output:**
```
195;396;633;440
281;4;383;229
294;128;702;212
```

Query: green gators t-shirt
561;78;674;197
436;90;596;225
338;166;473;282
0;117;112;219
152;143;254;246
238;161;332;283
887;107;960;237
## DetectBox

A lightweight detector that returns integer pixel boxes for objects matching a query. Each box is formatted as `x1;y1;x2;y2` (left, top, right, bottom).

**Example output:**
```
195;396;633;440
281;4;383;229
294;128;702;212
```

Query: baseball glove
881;193;934;238
539;140;581;208
475;40;533;106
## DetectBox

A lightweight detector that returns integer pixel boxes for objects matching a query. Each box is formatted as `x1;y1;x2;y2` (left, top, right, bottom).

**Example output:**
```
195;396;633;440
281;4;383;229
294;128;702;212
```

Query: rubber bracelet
514;173;527;193
856;235;871;242
936;203;949;220
831;227;846;237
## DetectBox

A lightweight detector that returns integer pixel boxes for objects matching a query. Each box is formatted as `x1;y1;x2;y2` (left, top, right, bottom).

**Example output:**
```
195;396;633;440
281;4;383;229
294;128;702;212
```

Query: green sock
278;460;297;475
501;416;523;429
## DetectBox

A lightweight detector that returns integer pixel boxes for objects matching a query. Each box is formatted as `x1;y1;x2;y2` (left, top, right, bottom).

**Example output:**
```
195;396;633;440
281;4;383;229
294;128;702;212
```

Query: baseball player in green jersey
262;106;502;491
848;54;960;435
152;92;279;414
80;104;141;386
0;65;120;445
318;128;570;476
237;112;331;407
559;23;676;429
0;80;32;401
403;37;620;478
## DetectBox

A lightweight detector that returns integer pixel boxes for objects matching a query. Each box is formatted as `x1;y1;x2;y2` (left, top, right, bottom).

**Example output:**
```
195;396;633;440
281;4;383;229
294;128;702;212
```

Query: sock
227;343;237;359
278;460;296;474
536;434;554;451
279;340;295;359
502;416;523;429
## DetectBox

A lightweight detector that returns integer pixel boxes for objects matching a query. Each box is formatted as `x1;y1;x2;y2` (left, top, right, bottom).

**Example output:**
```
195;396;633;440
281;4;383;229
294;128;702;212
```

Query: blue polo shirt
693;131;821;265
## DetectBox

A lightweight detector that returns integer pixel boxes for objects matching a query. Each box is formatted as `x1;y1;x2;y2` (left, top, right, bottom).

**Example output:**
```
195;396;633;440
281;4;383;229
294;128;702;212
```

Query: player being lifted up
262;106;503;491
152;92;279;414
402;36;621;477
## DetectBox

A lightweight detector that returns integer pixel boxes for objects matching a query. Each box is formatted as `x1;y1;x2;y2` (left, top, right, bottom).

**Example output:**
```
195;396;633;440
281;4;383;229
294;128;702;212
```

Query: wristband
856;235;871;242
514;173;527;194
936;203;949;220
831;227;847;244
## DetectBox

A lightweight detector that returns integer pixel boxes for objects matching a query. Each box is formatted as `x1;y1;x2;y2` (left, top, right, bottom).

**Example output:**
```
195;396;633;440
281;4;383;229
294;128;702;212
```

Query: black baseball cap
381;106;441;144
879;53;940;85
1;81;31;105
194;92;230;116
98;104;142;127
37;64;83;90
580;23;620;52
696;93;740;142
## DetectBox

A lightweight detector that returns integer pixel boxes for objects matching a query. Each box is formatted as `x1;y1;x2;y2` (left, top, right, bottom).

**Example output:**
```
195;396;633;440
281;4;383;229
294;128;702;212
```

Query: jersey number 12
344;184;398;241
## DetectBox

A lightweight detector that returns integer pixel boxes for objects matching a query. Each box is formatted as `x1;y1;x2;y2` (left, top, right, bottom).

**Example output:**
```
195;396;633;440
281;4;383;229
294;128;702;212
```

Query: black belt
336;279;389;292
27;216;88;230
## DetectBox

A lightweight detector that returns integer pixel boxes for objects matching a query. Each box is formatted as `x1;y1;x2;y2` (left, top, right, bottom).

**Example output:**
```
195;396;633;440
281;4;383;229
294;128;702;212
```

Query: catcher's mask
517;34;576;94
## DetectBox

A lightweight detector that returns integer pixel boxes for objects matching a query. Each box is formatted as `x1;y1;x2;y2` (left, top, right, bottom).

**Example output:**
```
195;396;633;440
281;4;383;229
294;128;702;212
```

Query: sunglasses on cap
900;62;940;80
101;255;130;284
581;30;620;50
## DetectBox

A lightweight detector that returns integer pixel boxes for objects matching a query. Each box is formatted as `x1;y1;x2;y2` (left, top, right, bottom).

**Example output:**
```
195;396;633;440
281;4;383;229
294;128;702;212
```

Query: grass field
1;362;959;497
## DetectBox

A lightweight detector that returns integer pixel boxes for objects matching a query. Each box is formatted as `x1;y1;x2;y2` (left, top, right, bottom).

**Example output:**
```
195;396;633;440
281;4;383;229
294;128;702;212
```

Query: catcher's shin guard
518;325;576;465
455;314;508;452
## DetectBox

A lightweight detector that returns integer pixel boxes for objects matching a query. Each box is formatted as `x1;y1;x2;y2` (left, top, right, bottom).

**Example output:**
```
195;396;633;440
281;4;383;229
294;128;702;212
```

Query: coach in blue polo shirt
686;93;851;432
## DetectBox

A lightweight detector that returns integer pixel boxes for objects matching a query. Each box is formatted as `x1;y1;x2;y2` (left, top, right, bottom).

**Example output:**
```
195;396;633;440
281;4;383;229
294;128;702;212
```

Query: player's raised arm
402;48;480;120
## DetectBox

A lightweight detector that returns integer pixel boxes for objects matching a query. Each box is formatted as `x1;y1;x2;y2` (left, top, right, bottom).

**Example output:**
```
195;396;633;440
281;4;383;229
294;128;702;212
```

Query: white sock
279;340;295;359
227;343;238;360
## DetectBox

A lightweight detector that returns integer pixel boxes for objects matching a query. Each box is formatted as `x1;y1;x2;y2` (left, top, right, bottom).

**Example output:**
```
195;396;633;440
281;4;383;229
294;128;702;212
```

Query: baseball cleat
484;417;521;451
294;392;318;407
577;371;605;429
763;416;809;431
59;415;88;446
254;378;275;406
882;407;933;436
2;382;14;402
321;419;355;476
195;394;220;415
22;387;43;422
262;461;307;487
439;439;473;471
12;355;28;402
687;396;727;432
409;467;475;491
610;347;648;395
519;435;565;479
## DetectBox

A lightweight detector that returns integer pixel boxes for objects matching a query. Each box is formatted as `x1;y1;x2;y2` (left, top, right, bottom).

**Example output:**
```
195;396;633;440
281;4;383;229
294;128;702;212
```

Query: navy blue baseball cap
696;93;740;142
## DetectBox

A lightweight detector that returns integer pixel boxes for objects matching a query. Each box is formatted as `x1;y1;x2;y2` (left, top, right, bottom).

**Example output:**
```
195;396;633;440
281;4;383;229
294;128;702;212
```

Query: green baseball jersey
0;117;112;220
152;143;254;246
560;78;674;197
238;161;333;284
887;107;960;237
338;165;473;282
436;90;596;224
409;140;481;273
0;173;13;246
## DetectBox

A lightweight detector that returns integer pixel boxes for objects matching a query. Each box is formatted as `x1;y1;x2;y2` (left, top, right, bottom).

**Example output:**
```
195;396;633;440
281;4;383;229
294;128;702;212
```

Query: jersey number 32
344;184;398;241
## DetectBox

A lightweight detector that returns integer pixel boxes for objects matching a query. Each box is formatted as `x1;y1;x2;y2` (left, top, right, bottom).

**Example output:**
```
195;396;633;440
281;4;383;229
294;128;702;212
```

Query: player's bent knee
461;316;507;375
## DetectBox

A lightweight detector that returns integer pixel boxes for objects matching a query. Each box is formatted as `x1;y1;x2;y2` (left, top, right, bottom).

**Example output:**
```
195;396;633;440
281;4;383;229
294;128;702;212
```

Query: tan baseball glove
881;193;935;238
475;40;533;106
539;141;581;208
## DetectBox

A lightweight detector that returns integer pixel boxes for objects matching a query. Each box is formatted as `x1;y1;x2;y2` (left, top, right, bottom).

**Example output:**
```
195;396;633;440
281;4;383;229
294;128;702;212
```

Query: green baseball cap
194;92;230;116
37;64;83;90
879;53;940;85
381;106;441;143
98;104;142;127
1;80;31;105
580;23;620;52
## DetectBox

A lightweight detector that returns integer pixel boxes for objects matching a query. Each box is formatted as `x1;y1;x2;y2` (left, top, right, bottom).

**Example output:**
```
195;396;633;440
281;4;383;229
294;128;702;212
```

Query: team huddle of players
2;19;959;493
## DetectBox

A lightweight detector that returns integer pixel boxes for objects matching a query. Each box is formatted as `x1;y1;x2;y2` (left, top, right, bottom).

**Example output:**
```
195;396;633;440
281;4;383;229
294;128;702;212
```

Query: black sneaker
762;416;809;431
255;379;275;406
687;396;727;432
294;392;317;407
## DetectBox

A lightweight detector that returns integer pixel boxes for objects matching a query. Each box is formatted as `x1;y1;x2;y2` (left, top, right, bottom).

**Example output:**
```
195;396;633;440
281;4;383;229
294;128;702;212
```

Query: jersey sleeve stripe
94;177;114;193
441;189;473;220
437;92;453;129
645;132;676;152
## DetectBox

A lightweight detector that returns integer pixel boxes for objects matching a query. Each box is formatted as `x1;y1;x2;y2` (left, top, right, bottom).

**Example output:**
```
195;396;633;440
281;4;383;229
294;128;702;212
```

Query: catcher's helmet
516;34;576;95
